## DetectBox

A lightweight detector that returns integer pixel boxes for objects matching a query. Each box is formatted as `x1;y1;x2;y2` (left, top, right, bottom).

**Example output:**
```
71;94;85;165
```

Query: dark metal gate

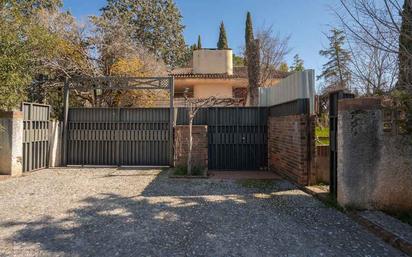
22;103;50;172
67;108;170;166
208;108;268;170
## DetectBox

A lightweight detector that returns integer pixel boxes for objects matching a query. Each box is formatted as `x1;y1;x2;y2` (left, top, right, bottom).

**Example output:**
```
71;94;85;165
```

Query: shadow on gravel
0;172;403;256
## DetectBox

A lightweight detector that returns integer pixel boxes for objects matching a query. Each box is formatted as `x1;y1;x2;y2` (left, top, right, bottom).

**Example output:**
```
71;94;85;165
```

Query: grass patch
238;179;276;189
316;127;330;145
316;127;329;137
173;165;205;176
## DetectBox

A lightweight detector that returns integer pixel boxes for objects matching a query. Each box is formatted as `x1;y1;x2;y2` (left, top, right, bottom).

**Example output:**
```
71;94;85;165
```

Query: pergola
62;76;175;165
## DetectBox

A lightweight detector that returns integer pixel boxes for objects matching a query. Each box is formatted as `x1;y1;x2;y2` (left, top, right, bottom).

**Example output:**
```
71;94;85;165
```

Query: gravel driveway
0;168;406;257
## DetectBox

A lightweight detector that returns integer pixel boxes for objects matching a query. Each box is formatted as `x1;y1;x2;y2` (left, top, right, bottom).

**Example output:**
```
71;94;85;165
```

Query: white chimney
192;49;233;75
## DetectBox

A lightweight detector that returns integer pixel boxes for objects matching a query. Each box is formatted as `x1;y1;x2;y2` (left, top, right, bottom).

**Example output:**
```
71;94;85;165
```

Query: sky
62;0;342;78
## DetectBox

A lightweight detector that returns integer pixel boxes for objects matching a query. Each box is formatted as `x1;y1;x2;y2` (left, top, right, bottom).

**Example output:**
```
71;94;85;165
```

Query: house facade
170;49;288;106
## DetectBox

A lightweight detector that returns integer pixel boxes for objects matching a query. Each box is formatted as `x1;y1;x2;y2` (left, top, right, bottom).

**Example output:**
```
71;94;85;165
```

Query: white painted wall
193;49;233;75
193;84;233;98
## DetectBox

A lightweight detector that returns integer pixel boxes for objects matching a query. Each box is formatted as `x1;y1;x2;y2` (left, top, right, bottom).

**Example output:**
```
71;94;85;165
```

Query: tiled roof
170;67;290;79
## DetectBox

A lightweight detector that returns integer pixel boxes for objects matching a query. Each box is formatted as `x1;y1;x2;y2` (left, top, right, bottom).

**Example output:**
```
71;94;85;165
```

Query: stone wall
337;97;412;212
0;111;23;176
268;114;315;185
174;125;208;169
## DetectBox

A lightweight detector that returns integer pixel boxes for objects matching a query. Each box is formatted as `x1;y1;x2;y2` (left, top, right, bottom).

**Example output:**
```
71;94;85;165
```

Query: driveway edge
302;186;412;257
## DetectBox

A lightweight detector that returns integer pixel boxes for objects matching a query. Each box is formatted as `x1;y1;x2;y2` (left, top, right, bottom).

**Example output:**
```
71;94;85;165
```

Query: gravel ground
0;168;407;257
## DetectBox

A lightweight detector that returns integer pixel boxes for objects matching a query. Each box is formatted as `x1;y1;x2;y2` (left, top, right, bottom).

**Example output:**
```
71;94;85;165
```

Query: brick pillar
267;114;315;186
174;125;208;169
0;111;23;176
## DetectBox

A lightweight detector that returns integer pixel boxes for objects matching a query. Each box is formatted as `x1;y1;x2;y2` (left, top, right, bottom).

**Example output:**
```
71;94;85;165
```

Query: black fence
176;107;268;170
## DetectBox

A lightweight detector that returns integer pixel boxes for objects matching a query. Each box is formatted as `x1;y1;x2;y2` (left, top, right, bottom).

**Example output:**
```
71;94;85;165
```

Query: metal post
116;107;120;167
329;90;355;198
169;77;175;167
62;78;70;166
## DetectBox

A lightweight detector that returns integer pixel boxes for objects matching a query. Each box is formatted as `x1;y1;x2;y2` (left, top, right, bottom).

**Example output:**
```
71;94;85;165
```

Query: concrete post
0;111;23;176
337;97;412;212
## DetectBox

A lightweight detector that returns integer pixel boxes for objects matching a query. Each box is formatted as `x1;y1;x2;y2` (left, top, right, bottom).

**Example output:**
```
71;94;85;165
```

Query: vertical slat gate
67;108;170;166
22;103;50;172
208;107;268;170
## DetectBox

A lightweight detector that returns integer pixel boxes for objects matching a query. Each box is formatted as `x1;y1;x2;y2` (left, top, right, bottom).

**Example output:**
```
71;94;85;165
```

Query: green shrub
316;127;330;145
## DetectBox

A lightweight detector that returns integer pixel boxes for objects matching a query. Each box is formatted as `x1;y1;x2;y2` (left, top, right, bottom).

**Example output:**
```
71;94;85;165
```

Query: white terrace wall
337;98;412;212
259;70;315;114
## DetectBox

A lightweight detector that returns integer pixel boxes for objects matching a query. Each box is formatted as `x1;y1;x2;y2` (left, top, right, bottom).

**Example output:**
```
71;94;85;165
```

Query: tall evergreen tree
290;54;305;72
197;35;202;49
217;21;228;49
101;0;187;67
318;28;352;90
399;0;412;90
245;11;254;59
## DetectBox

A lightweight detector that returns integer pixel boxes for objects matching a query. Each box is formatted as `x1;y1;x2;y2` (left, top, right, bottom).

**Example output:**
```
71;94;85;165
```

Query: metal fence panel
67;108;170;166
207;107;268;170
22;103;50;172
175;107;208;125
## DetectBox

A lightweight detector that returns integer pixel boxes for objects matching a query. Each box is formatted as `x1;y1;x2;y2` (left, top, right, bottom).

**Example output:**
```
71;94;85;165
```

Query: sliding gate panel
22;103;50;172
208;108;268;170
67;108;170;166
118;108;170;165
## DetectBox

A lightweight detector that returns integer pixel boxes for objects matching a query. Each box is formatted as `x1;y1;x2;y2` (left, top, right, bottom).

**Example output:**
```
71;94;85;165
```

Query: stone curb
302;186;412;257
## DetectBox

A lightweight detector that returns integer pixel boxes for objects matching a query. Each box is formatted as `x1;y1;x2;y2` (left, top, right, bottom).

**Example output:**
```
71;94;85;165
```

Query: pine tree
197;35;202;49
245;12;254;56
101;0;187;67
290;54;305;72
399;0;412;90
217;21;228;49
318;28;352;90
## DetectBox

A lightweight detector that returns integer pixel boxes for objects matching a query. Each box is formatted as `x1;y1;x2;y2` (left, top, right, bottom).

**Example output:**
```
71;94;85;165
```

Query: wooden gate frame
61;76;175;166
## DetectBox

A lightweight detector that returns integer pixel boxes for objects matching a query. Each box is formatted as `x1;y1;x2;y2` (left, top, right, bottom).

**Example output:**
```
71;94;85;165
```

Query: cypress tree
217;22;228;49
245;12;254;53
197;35;202;49
399;0;412;90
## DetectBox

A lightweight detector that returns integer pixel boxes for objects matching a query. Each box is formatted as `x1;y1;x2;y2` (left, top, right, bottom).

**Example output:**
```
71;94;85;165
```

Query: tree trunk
187;114;193;176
